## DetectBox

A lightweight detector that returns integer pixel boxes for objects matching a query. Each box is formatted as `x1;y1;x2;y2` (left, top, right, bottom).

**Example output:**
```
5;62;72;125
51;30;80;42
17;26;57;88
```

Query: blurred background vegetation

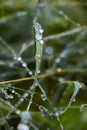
0;0;87;130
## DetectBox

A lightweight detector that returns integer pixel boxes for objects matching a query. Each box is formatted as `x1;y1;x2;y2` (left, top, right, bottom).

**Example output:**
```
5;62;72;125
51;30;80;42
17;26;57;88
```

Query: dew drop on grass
21;111;31;124
11;89;15;93
40;39;44;44
73;98;76;102
37;69;40;74
23;93;29;98
41;94;47;101
10;95;14;99
16;110;21;115
60;50;67;58
57;68;62;72
17;123;29;130
45;46;54;55
55;58;61;63
37;54;40;58
20;98;24;103
80;104;86;112
39;28;44;33
17;57;22;61
70;97;76;103
5;94;14;99
14;56;17;60
22;63;27;67
55;112;59;116
49;112;53;116
39;105;48;113
58;78;65;82
29;71;33;76
33;22;44;78
35;34;42;40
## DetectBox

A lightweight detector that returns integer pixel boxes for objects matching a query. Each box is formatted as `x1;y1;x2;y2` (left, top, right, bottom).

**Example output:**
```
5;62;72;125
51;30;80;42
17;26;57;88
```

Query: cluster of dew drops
17;23;44;130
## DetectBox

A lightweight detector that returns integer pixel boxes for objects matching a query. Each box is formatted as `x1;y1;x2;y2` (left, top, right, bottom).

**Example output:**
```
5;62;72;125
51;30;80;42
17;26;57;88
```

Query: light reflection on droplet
17;123;29;130
22;63;27;67
21;111;31;124
36;34;42;40
41;94;47;101
29;71;33;76
17;57;22;61
39;29;44;33
40;39;44;44
37;70;40;74
80;104;86;112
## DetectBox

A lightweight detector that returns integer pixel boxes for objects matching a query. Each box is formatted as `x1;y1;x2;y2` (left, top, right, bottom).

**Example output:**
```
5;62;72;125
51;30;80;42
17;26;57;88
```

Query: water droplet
16;110;21;115
17;123;29;130
29;71;33;76
70;97;76;102
14;56;17;60
39;29;44;33
40;39;44;44
55;112;59;116
20;98;24;102
36;54;41;59
60;50;67;58
10;95;14;99
5;94;13;99
22;63;27;67
41;94;47;101
23;93;29;98
37;54;40;58
21;111;31;124
37;70;40;74
73;99;76;102
58;78;65;82
41;113;45;117
12;90;15;93
55;58;61;63
45;46;54;55
80;104;86;112
57;68;62;72
35;34;42;40
39;105;47;112
17;57;22;61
